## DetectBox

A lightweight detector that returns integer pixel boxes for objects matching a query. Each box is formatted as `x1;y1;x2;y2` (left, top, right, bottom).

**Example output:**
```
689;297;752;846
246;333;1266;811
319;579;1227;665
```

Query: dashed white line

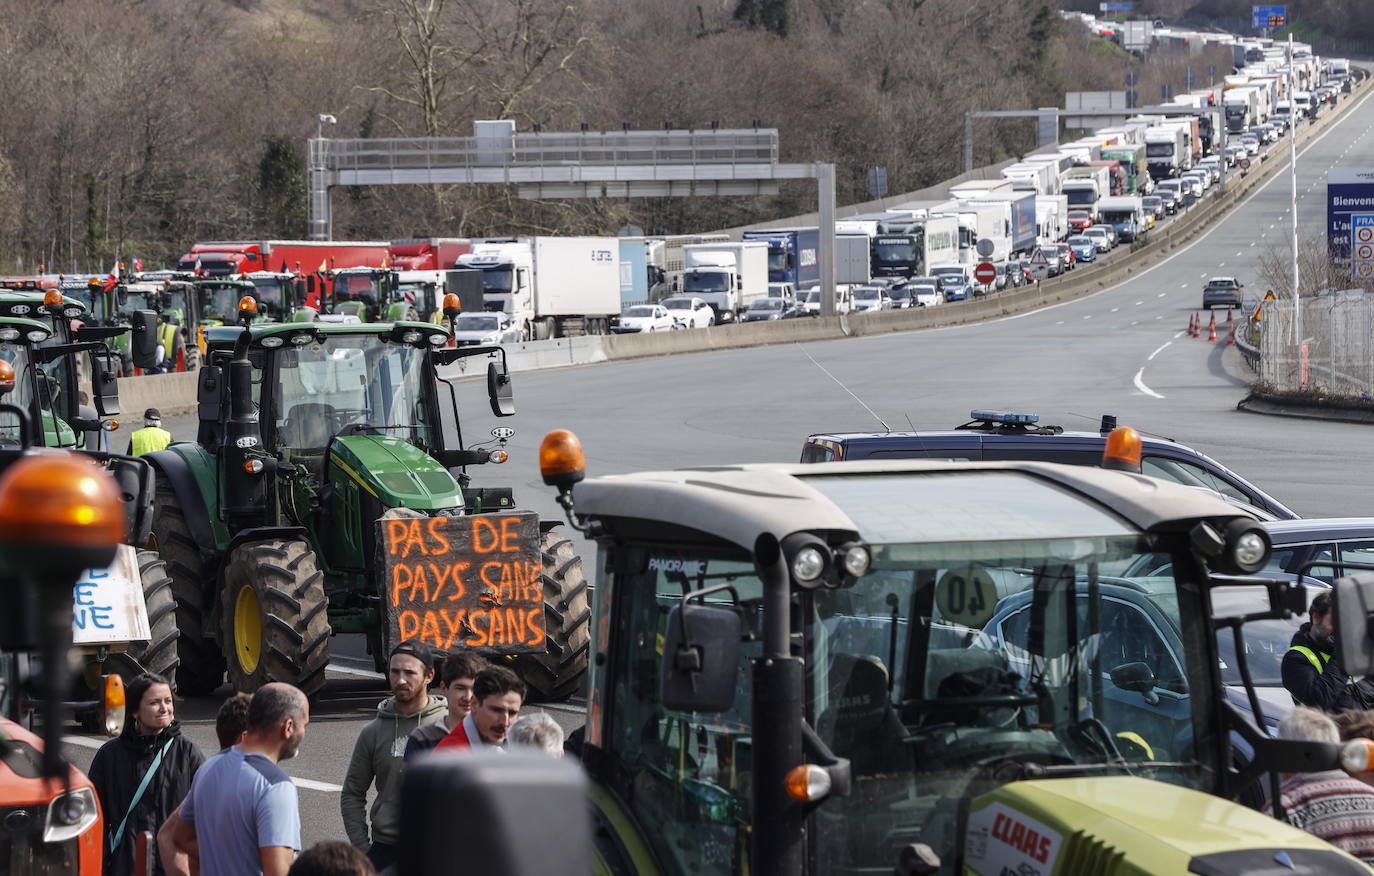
1133;367;1165;399
1158;292;1167;297
1135;300;1144;306
1083;314;1093;319
1110;307;1119;313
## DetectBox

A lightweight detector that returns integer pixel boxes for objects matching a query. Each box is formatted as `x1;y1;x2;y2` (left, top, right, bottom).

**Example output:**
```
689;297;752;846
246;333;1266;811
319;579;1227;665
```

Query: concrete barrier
116;370;199;416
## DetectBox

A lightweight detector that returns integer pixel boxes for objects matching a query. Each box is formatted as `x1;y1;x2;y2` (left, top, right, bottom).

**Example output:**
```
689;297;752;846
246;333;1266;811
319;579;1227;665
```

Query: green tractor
117;276;203;372
144;299;589;699
319;267;416;324
0;289;180;696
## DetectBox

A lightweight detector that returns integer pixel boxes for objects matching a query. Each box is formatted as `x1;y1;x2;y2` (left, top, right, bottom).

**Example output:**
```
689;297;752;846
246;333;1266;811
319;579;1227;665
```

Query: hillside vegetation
0;0;1227;270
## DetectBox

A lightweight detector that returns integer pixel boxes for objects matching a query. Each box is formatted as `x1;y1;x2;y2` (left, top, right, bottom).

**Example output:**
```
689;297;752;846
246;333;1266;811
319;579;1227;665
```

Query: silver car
451;311;521;346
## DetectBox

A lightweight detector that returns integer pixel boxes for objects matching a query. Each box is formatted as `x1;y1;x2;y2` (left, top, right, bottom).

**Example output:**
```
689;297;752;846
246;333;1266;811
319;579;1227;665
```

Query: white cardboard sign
72;545;151;645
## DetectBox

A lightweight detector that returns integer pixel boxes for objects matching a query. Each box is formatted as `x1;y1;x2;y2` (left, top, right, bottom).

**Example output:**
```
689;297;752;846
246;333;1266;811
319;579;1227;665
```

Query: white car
907;282;944;307
850;286;892;312
799;286;852;314
661;296;714;329
612;304;677;333
1238;135;1261;157
1082;227;1113;253
450;312;521;346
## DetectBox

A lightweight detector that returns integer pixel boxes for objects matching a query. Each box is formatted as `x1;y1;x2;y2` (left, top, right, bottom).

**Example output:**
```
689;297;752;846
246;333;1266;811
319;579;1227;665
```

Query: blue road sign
1327;169;1374;262
1103;2;1132;10
1252;5;1286;28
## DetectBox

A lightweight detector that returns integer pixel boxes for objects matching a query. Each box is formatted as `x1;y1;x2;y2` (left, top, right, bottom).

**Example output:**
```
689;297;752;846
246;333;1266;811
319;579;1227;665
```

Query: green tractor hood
328;434;463;510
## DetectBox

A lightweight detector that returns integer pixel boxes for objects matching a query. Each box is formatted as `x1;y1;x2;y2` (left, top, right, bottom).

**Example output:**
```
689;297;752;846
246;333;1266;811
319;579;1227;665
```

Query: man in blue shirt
168;683;310;876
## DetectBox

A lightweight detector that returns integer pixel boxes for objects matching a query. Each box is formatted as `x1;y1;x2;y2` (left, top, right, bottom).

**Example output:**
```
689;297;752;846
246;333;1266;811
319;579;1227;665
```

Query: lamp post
316;113;337;141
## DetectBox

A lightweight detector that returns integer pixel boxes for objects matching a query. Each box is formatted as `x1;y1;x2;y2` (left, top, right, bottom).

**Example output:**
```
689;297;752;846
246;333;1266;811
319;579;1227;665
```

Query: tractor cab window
273;334;431;468
607;553;761;875
0;342;35;444
35;346;77;447
201;284;252;323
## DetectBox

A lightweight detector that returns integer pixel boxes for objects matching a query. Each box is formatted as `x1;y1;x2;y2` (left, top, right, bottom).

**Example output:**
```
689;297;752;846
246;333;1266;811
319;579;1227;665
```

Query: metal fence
1257;296;1374;398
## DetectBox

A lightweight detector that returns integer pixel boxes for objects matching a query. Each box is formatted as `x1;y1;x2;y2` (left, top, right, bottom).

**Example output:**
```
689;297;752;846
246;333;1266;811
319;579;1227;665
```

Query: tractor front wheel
509;532;591;702
219;538;332;697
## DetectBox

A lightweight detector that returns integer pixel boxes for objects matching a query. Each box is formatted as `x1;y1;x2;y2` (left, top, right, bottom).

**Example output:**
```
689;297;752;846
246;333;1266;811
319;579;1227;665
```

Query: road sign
1240;158;1251;170
973;262;997;285
976;238;995;258
1329;169;1374;262
1101;2;1132;11
867;167;888;199
1251;5;1285;28
1030;264;1050;283
1029;248;1049;266
1352;214;1374;278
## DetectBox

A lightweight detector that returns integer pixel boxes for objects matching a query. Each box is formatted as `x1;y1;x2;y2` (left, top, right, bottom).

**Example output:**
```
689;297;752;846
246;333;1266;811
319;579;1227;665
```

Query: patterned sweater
1267;770;1374;862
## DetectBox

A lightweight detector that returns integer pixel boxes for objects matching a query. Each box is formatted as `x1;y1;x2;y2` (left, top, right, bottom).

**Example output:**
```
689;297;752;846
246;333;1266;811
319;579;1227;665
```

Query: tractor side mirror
197;365;222;423
93;353;121;417
487;360;514;417
1109;662;1158;705
661;602;741;713
129;310;160;370
1334;572;1374;676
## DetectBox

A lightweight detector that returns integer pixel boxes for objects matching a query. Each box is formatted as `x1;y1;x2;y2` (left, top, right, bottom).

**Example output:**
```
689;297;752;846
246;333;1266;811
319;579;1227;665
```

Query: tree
256;137;308;239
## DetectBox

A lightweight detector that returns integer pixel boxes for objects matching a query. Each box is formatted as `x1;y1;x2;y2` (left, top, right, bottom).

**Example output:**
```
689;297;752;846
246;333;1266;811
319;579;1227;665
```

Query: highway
79;83;1374;853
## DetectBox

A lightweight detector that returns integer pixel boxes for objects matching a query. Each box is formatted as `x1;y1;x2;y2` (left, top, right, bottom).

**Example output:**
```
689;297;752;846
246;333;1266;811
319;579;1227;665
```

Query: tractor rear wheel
220;538;332;697
182;341;200;372
150;481;226;694
509;532;591;702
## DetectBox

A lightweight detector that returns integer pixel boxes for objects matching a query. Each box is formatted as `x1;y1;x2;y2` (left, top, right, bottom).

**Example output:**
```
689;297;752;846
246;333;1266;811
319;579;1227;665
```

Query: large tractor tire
509;532;591;702
106;550;181;682
183;344;200;372
220;538;331;698
150;481;226;694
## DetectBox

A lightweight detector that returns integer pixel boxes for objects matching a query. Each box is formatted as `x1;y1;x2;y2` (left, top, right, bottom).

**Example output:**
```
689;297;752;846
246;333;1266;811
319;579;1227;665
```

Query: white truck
948;179;1014;200
1061;165;1112;215
456;236;621;339
1094;196;1148;243
931;200;1012;264
1034;195;1069;247
1224;87;1260;133
1000;162;1058;195
679;241;769;322
1144;124;1189;179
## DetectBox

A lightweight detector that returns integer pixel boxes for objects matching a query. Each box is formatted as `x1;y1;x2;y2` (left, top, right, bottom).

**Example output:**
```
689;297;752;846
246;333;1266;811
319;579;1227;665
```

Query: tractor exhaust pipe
224;298;266;526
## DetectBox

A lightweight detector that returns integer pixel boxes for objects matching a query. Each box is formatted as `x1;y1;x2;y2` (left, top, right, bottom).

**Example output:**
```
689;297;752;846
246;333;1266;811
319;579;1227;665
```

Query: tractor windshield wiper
1018;759;1199;778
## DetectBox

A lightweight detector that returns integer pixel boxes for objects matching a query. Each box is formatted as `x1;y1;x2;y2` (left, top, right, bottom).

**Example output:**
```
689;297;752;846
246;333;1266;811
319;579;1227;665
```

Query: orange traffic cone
1226;323;1237;346
1207;313;1218;341
1187;312;1198;337
176;345;186;373
1225;307;1235;330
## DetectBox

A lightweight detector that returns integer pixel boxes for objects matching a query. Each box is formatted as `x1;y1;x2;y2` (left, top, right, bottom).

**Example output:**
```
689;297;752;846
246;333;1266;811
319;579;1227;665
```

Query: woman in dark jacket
88;672;204;876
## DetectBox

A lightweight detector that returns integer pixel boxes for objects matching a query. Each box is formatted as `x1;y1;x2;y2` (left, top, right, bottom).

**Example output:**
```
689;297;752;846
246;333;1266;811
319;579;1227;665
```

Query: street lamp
317;113;337;140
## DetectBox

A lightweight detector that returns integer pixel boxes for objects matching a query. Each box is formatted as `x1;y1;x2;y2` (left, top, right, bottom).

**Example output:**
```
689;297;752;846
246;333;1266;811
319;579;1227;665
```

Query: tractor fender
224;526;311;558
144;447;219;558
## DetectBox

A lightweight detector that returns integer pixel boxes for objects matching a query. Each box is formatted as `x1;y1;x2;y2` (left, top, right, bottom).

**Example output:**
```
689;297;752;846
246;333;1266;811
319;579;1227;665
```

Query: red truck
388;238;471;271
176;240;391;277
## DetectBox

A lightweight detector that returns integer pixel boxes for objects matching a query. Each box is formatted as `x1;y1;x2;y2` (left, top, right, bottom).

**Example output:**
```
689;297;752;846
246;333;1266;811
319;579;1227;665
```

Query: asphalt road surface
97;84;1374;852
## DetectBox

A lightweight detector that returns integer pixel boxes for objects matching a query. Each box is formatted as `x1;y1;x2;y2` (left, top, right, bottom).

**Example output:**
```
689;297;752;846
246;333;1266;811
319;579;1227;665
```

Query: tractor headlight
63;306;83;318
791;547;827;583
838;542;871;578
428;334;447;346
290;332;315;345
44;787;98;843
9;305;29;315
400;330;422;344
260;336;284;348
0;330;17;341
25;330;46;343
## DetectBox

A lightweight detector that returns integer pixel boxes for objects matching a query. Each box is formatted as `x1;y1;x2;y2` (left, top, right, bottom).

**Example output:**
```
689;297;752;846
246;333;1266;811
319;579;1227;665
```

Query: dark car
743;297;801;321
801;410;1297;520
888;286;915;309
1202;276;1244;310
1141;195;1165;221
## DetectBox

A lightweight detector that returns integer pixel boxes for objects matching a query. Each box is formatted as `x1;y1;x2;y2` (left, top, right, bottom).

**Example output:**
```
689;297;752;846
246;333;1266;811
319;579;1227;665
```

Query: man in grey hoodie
341;640;447;871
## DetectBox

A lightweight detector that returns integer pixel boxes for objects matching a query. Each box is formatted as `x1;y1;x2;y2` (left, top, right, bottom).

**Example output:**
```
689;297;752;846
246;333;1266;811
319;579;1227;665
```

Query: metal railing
1257;296;1374;398
320;129;780;173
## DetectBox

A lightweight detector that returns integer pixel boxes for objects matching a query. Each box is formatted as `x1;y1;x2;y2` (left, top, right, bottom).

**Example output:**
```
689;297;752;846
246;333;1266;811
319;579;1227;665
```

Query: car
850;285;892;313
1089;222;1119;248
1066;234;1097;262
991;262;1010;291
798;286;852;315
661;296;715;329
1202;276;1244;310
1067;210;1094;232
611;304;676;333
930;265;972;301
742;297;799;321
1032;246;1065;277
1140;195;1164;221
1000;261;1024;289
1196;157;1222;185
1224;144;1247;167
1156;179;1192;208
800;409;1297;519
887;286;915;309
766;282;796;305
1054;241;1078;270
1181;171;1209;195
1238;136;1261;158
450;311;522;346
906;280;944;307
1082;227;1113;254
1153;187;1180;214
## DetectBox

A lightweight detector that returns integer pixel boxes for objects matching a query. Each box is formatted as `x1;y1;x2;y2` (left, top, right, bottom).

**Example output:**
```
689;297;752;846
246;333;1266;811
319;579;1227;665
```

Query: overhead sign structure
1327;169;1374;262
1251;5;1286;28
1352;214;1374;279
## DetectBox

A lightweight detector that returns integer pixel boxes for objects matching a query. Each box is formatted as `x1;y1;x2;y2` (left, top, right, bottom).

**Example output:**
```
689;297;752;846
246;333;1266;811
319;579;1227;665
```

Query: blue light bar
971;410;1038;425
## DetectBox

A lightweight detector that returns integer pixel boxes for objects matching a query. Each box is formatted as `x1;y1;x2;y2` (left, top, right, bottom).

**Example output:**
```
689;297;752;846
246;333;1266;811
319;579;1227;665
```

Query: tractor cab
242;271;305;321
322;268;407;323
546;443;1374;875
196;277;279;325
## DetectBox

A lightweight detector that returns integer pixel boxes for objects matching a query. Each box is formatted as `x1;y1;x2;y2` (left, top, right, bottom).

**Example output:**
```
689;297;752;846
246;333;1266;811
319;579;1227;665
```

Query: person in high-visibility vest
1282;590;1374;710
127;408;172;456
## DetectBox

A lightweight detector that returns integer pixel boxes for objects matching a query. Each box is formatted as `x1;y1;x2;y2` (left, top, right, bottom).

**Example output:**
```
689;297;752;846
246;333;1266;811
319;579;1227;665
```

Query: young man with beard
434;666;526;751
403;651;489;761
341;641;448;871
169;683;311;876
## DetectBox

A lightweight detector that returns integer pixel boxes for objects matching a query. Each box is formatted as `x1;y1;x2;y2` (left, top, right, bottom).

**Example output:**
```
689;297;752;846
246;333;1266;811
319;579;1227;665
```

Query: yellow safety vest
157;322;179;358
130;426;172;457
1287;644;1332;707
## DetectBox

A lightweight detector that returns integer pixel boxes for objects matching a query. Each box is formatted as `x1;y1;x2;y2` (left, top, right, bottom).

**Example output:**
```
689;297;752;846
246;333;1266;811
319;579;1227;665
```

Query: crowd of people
87;640;562;876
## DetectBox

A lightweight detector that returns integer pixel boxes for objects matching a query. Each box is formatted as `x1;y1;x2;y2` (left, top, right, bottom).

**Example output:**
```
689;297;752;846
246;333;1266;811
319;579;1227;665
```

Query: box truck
931;201;1012;264
456;237;621;339
1035;195;1069;246
741;227;820;289
970;191;1038;257
870;215;959;279
1144;125;1189;178
1095;196;1148;243
679;241;769;322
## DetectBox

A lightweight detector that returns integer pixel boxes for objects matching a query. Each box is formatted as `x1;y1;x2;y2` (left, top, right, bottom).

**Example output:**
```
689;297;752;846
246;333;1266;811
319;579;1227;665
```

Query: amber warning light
43;289;63;308
443;293;462;318
1102;426;1142;473
0;452;124;571
539;430;586;489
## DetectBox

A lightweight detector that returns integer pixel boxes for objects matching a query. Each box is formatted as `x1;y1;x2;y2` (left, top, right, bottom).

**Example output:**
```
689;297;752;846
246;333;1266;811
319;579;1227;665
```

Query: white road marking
1055;320;1064;325
1133;367;1165;399
1083;314;1093;319
1148;341;1172;360
1110;307;1119;313
63;735;343;792
1159;292;1168;297
1155;315;1163;320
1135;300;1143;305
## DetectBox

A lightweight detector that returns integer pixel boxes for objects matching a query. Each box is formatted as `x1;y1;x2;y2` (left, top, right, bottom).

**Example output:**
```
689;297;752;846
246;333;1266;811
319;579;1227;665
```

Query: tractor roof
0;291;87;319
572;459;1253;553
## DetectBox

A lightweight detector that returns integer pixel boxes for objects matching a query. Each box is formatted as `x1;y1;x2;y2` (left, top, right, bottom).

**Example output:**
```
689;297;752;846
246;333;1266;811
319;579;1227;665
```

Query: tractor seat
280;403;338;450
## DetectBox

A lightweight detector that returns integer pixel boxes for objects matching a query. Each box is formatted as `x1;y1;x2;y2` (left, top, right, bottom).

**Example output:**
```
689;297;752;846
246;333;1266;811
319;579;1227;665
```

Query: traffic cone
1225;307;1235;331
1186;312;1196;335
176;346;186;373
1207;313;1218;341
1226;322;1237;346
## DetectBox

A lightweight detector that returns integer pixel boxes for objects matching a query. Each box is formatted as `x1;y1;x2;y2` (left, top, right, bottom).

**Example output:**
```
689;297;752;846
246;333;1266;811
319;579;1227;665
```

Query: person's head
1336;710;1374;743
246;683;310;761
507;711;564;757
1310;591;1335;642
143;407;162;428
439;652;488;723
216;692;252;750
286;840;376;876
1279;706;1340;744
388;640;435;708
126;672;174;736
470;666;526;745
